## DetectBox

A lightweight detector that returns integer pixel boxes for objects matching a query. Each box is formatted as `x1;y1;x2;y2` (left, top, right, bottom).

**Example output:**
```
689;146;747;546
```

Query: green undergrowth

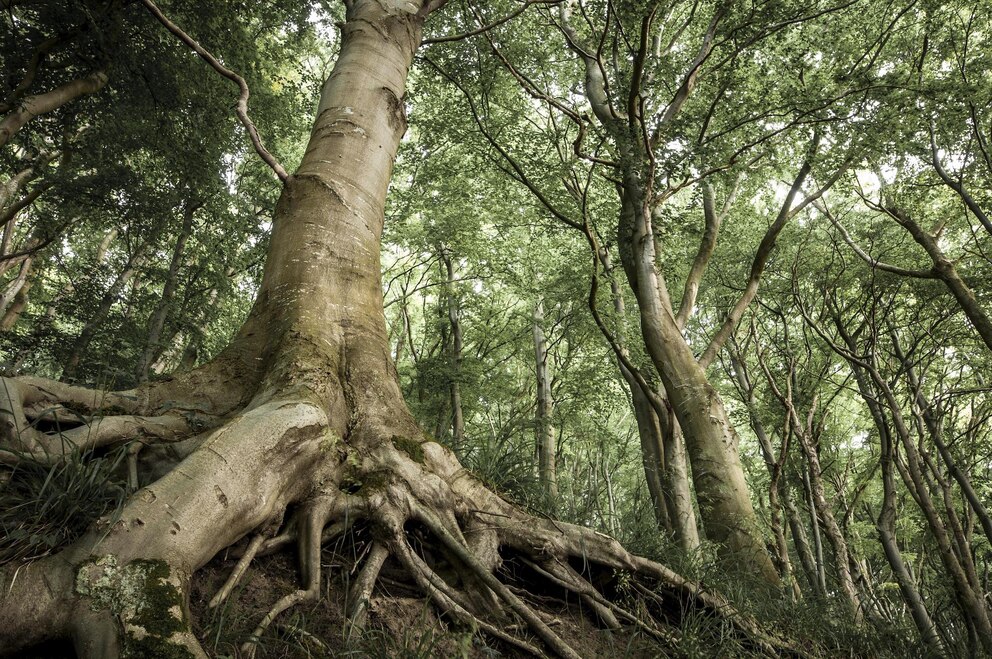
0;441;128;565
610;511;921;658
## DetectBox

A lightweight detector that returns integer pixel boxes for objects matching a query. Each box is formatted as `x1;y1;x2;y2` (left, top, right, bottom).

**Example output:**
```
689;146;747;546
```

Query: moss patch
75;555;193;658
319;430;342;453
391;435;425;464
341;466;391;494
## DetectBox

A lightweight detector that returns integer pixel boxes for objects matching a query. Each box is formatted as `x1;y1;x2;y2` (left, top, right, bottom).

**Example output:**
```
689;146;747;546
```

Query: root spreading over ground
0;359;799;658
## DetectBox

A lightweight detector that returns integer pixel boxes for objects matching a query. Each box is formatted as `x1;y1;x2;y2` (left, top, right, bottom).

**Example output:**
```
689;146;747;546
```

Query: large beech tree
0;1;793;657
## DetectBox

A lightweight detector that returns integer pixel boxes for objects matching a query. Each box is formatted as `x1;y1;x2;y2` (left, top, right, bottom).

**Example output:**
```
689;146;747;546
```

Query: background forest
2;0;992;656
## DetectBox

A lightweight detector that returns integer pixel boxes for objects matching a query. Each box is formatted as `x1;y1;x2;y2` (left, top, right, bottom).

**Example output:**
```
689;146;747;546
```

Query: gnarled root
202;429;804;659
0;374;219;466
2;380;799;658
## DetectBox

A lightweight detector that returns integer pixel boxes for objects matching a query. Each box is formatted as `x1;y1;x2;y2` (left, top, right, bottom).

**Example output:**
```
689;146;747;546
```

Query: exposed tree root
345;541;388;636
0;364;804;659
209;534;265;609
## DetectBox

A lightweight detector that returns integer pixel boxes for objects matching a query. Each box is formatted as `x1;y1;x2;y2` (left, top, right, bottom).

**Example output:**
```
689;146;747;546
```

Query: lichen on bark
75;555;193;658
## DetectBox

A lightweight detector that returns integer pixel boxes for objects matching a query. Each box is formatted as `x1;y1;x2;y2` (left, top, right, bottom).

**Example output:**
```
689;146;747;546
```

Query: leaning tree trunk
618;182;778;584
0;2;799;657
135;201;197;383
600;248;701;545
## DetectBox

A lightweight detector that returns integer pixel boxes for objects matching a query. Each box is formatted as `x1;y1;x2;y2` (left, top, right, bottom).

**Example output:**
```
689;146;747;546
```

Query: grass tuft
0;444;127;565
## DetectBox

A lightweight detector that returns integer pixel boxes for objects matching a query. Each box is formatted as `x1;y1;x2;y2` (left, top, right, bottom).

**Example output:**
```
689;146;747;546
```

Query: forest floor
187;537;663;659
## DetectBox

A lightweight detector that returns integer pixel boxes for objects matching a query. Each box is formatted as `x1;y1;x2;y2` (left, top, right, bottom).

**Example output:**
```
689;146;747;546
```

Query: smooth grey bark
601;248;700;544
0;255;31;318
799;464;828;595
553;6;775;581
442;249;465;449
0;5;794;656
654;397;701;553
533;299;557;498
618;178;775;580
784;483;821;596
0;71;108;150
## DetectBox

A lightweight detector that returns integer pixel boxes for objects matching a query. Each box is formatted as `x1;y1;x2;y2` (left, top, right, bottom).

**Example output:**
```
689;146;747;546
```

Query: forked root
217;438;803;659
345;542;388;637
389;526;546;657
241;498;333;658
416;508;583;659
210;534;265;609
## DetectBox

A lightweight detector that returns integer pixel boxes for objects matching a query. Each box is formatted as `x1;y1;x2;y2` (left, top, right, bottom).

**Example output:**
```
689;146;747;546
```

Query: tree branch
139;0;288;183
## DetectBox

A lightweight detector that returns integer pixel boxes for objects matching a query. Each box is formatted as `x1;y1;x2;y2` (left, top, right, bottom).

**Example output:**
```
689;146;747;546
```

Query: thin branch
928;120;992;239
423;0;560;44
139;0;288;183
817;200;936;279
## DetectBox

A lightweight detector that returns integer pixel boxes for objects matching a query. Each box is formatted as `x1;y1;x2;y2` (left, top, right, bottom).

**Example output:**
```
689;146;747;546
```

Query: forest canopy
1;0;992;657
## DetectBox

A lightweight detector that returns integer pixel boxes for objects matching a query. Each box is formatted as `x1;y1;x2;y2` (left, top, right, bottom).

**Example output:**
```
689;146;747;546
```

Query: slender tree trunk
784;483;820;595
442;249;465;449
601;248;671;531
731;350;800;597
629;378;670;529
63;252;145;381
799;464;828;595
135;202;197;383
533;299;557;498
655;399;701;553
891;207;992;353
893;331;992;547
0;255;31;318
618;184;776;582
850;365;942;652
793;407;861;618
831;314;992;650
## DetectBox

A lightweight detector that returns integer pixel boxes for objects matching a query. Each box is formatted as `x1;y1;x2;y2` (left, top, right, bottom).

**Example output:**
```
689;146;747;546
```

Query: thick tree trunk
0;3;801;657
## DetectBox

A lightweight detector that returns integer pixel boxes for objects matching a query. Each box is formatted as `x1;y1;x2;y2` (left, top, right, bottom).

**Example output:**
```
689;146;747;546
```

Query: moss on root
341;466;391;494
391;435;425;463
75;555;194;658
